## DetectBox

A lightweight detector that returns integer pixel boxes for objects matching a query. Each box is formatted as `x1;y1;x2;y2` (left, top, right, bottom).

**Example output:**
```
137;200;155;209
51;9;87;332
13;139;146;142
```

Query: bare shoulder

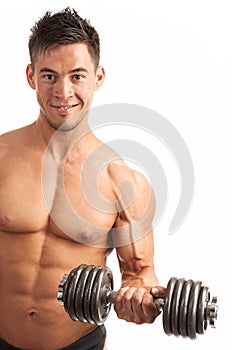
0;124;36;161
106;161;151;192
99;155;154;214
0;124;33;144
89;137;148;188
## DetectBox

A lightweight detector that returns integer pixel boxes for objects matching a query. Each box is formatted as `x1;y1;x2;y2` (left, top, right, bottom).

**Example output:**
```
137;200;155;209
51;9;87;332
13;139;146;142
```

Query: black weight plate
90;266;113;325
83;266;101;324
67;265;87;321
66;267;83;321
97;267;113;324
197;286;209;334
63;267;78;315
74;265;93;322
187;280;202;339
178;279;193;337
170;278;185;336
163;277;177;335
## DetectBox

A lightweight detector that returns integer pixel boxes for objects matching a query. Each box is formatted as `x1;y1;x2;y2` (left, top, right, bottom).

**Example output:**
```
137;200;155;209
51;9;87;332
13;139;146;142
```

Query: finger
141;291;159;323
131;288;159;324
150;286;166;298
113;287;128;317
114;286;129;303
122;287;141;322
130;288;146;323
114;287;136;321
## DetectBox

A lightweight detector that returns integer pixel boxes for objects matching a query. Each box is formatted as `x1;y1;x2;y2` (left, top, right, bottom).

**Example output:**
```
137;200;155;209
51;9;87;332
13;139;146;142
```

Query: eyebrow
39;67;89;74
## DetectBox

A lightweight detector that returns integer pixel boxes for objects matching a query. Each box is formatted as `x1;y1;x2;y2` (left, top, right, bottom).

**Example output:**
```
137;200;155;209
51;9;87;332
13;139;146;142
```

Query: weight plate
63;267;78;315
66;266;84;321
178;279;193;337
90;266;113;325
170;278;185;336
83;266;101;324
197;286;209;334
187;280;202;339
74;265;94;322
163;277;177;335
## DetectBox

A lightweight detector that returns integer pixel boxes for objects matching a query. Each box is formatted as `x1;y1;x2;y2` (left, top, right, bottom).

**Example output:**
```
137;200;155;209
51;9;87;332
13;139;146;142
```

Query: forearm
115;228;159;288
120;264;159;288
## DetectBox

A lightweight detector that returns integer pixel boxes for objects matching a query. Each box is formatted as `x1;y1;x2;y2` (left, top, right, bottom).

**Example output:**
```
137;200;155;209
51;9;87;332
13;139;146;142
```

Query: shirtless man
0;8;164;350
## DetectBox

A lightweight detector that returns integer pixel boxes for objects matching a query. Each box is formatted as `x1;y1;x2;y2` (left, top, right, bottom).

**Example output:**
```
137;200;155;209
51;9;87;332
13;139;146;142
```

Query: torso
0;123;118;349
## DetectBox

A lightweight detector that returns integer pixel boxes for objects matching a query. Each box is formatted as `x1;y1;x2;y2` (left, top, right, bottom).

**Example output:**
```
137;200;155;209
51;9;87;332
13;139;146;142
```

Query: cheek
36;90;45;105
36;84;52;102
36;94;46;115
77;83;95;101
36;88;51;113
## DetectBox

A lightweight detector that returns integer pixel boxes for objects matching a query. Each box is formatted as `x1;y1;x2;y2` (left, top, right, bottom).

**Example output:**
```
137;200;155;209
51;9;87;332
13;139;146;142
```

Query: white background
1;0;235;349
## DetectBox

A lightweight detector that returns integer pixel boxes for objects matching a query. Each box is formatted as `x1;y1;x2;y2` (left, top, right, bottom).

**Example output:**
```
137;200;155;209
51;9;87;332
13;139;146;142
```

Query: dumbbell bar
57;264;218;339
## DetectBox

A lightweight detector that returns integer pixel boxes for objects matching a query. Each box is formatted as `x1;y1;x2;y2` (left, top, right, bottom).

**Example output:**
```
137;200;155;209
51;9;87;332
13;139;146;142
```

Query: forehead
35;43;94;72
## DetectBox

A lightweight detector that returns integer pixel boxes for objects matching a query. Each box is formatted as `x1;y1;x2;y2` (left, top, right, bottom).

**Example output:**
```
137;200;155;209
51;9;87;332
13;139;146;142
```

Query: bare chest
0;154;116;247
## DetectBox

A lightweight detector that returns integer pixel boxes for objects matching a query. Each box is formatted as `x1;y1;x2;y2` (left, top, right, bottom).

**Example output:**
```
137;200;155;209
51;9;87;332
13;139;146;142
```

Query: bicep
112;170;156;271
111;169;156;248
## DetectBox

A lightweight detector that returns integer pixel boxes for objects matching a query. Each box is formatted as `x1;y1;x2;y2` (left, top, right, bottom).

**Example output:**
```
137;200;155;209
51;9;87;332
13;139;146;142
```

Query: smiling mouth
52;104;79;114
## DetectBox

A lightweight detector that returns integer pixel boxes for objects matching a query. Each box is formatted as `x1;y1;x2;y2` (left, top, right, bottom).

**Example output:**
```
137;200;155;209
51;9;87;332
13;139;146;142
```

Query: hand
114;286;165;324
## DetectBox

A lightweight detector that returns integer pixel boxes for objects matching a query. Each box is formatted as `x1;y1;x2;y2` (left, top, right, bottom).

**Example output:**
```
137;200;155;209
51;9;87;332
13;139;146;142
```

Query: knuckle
133;315;143;324
132;294;141;304
123;294;132;303
142;298;151;307
146;317;155;324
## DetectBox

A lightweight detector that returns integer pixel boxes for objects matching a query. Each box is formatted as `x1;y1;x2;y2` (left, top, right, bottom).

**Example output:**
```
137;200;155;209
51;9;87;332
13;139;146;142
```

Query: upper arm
110;165;156;247
108;165;157;279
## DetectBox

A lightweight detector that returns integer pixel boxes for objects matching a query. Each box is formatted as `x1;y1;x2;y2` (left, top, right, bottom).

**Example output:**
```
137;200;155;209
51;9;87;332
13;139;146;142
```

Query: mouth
51;104;79;115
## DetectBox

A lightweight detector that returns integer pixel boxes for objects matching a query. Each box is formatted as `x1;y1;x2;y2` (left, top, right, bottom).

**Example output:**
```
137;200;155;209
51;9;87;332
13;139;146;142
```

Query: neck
36;112;91;161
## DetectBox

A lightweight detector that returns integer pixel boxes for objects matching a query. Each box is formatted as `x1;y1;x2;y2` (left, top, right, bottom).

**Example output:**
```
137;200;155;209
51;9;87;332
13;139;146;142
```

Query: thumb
150;286;166;298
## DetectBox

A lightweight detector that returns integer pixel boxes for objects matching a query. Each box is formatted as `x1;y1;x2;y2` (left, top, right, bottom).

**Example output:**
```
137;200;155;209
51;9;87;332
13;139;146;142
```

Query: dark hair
28;7;100;70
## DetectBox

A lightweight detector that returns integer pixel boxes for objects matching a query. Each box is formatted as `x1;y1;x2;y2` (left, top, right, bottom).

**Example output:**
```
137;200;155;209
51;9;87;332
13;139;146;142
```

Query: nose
53;78;74;100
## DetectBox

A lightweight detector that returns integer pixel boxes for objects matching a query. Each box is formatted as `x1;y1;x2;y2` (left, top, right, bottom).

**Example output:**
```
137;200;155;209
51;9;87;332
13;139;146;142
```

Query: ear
26;64;36;90
94;66;105;91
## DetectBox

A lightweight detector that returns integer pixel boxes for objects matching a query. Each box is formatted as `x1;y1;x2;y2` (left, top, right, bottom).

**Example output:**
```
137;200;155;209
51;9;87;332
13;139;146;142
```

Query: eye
72;74;86;81
43;74;55;81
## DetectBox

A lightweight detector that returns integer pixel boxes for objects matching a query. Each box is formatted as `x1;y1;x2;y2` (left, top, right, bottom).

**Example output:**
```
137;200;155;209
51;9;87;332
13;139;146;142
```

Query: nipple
0;216;10;228
80;231;94;243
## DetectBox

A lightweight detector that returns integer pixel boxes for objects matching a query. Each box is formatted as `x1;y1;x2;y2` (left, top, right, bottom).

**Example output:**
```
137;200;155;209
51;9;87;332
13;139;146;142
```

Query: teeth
57;106;72;110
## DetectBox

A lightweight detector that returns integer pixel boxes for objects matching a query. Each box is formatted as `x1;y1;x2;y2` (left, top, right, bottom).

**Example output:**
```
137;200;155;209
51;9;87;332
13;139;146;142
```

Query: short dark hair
28;7;100;70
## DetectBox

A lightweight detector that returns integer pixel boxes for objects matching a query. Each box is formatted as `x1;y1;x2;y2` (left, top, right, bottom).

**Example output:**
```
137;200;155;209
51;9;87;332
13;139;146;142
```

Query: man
0;8;165;350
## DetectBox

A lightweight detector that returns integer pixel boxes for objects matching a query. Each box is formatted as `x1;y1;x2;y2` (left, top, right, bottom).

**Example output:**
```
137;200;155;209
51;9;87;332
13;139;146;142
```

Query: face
26;43;105;130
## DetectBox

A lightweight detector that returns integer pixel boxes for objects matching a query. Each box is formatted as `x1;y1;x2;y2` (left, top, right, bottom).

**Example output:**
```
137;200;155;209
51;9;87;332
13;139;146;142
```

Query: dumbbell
57;264;218;339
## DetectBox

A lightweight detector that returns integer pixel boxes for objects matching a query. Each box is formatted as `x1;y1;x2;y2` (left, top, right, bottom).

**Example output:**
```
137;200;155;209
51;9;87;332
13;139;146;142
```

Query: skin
0;43;165;349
